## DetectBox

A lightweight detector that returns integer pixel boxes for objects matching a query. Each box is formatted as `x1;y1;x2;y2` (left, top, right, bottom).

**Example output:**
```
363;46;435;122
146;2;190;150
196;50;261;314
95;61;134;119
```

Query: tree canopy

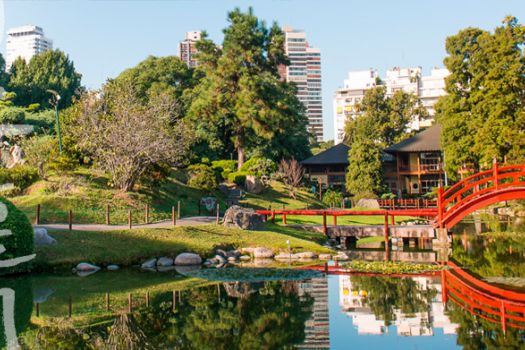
187;7;310;168
344;86;427;197
8;49;82;109
436;16;525;179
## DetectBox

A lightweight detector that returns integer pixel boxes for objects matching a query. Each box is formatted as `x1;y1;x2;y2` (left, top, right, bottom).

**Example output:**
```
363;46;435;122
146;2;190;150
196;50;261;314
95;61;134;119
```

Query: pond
0;214;524;349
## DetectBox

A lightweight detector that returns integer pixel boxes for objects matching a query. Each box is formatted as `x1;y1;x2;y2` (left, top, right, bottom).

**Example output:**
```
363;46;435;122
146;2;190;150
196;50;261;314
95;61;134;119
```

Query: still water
0;215;524;349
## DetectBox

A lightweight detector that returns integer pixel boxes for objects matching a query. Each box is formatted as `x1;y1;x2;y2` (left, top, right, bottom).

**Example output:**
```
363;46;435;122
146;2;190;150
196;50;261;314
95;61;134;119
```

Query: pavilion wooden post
35;204;41;225
105;204;110;225
172;206;176;226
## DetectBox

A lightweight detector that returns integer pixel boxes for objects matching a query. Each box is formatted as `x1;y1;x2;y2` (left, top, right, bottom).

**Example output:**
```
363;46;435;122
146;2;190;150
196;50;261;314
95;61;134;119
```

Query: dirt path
34;216;218;232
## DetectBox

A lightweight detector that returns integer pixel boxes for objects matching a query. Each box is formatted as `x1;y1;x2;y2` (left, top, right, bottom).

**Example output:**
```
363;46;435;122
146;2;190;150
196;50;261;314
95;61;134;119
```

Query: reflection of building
280;26;323;142
338;275;457;336
333;67;449;144
178;31;201;68
6;25;53;70
298;277;330;349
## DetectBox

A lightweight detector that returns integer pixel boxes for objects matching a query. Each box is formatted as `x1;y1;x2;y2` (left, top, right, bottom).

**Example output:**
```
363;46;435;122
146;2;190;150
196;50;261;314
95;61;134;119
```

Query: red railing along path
443;261;525;332
437;160;525;228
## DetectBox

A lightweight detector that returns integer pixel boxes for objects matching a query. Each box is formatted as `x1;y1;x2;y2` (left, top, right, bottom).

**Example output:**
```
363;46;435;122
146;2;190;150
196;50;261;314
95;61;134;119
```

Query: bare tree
278;158;305;199
74;81;188;192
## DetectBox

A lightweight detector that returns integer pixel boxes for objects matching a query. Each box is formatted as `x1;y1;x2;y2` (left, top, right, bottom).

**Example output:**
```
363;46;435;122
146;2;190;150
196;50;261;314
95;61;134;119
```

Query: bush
211;160;237;181
0;107;26;124
227;171;249;186
187;164;218;192
380;192;397;199
0;197;35;275
240;157;277;177
322;189;344;207
24;109;55;131
0;165;39;190
21;135;56;179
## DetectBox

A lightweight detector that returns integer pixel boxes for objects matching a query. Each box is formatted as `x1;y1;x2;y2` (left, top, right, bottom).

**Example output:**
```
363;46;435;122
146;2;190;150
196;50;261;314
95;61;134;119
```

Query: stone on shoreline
141;258;157;269
76;262;101;272
239;255;251;261
107;264;120;271
157;257;174;267
253;247;274;259
318;254;332;260
293;252;317;259
34;228;57;246
175;252;202;266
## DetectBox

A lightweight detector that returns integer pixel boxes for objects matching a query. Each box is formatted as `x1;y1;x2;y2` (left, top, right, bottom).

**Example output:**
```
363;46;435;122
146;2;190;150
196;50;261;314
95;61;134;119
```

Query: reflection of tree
452;234;525;278
446;302;525;350
350;276;436;326
26;280;313;349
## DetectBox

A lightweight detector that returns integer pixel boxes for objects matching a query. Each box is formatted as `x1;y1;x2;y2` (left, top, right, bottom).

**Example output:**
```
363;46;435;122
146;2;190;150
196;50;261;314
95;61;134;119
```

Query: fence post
172;206;176;226
128;210;132;229
68;296;72;318
105;293;110;311
106;204;110;225
128;293;133;313
198;200;201;216
145;204;149;224
68;210;73;231
35;303;40;317
35;204;41;225
216;204;220;224
172;290;177;312
177;201;181;219
146;292;150;307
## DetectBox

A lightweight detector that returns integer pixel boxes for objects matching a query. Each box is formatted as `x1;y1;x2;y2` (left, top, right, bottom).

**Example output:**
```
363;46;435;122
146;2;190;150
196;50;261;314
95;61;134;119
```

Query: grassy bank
240;180;324;210
34;223;332;271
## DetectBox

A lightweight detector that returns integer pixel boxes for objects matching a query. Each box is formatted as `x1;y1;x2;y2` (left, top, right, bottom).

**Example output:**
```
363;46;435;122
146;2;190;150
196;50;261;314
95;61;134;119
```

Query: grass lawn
240;180;324;210
34;223;332;271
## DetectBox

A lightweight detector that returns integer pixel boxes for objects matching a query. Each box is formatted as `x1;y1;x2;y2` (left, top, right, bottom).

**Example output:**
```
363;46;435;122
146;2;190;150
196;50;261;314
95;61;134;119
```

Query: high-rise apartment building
178;31;201;68
6;25;53;71
280;26;323;142
333;67;449;144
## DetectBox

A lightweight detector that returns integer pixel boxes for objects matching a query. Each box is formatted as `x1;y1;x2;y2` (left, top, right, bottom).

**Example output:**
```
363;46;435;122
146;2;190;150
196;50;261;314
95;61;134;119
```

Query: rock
274;253;293;260
253;247;274;259
356;198;380;209
203;259;214;266
334;253;349;261
141;258;157;269
215;249;228;257
240;247;256;254
223;205;264;230
33;288;54;303
227;250;241;258
214;254;227;264
174;253;202;266
157;257;174;267
239;255;251;261
318;254;332;260
227;256;238;263
76;262;101;272
245;175;264;194
107;264;120;271
293;252;318;259
34;228;57;246
201;197;217;212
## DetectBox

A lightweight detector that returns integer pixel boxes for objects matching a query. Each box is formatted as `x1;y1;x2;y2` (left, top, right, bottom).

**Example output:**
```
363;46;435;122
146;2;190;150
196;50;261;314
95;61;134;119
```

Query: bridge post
384;213;390;261
437;186;444;228
493;158;499;190
322;212;327;236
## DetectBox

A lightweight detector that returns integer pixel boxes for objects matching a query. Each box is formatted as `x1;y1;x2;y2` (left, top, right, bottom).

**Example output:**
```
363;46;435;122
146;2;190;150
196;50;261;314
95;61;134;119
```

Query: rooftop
384;124;441;153
301;143;350;166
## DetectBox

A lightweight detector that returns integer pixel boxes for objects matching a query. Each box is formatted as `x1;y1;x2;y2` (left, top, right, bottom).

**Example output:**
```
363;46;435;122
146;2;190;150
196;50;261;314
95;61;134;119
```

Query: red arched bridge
256;161;525;232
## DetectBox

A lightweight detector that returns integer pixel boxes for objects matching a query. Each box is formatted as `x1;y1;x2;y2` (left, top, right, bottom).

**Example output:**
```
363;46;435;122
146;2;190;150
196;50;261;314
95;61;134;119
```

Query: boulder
227;256;238;263
293;252;318;259
240;247;256;254
141;258;157;269
214;254;227;264
223;205;264;230
76;262;100;272
274;253;293;260
174;252;202;266
107;264;120;271
157;257;174;267
318;254;332;260
239;255;251;261
356;198;380;209
245;176;264;194
253;247;274;259
34;228;57;246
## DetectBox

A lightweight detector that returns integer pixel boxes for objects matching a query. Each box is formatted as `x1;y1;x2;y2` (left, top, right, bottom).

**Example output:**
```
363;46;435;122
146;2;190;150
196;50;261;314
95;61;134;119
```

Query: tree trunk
237;145;245;171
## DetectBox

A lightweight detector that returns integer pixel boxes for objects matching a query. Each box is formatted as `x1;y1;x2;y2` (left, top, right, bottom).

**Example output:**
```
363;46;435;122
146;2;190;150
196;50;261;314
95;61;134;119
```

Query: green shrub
240;157;277;177
49;154;78;174
24;109;55;131
187;164;218;192
211;160;237;180
0;197;35;275
227;171;249;186
0;107;26;124
0;165;39;190
322;189;344;207
380;192;397;199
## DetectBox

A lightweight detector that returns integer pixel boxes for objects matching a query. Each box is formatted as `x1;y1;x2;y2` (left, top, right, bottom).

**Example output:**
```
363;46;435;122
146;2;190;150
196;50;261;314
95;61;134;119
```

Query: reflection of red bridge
443;261;525;333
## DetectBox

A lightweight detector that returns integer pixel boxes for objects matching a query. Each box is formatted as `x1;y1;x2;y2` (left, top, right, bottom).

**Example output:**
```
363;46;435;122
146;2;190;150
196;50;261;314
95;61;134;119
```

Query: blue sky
2;0;524;140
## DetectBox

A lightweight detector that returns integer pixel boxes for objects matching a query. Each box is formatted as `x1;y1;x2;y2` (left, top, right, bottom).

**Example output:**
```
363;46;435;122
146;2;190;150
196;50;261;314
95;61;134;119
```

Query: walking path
34;216;217;232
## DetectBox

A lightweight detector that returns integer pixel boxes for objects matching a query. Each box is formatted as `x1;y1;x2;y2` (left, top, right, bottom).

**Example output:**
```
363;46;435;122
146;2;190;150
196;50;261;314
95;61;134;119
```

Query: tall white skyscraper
6;25;53;71
178;31;201;68
280;26;323;142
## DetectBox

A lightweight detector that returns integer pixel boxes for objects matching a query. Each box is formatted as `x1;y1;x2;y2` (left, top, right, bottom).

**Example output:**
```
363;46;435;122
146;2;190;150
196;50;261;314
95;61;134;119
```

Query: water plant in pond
342;260;447;274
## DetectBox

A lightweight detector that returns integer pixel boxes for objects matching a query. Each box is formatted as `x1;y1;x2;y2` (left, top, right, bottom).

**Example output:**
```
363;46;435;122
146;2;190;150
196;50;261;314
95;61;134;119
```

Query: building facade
281;26;323;142
333;67;449;144
6;25;53;70
178;31;201;68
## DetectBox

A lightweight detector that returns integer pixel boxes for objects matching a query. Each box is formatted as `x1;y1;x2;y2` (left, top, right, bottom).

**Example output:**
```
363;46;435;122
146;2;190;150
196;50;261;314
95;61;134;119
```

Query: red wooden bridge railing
437;161;525;228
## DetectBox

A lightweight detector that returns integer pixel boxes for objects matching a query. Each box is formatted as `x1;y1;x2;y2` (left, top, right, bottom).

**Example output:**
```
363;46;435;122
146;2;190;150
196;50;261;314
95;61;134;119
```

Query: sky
1;0;524;140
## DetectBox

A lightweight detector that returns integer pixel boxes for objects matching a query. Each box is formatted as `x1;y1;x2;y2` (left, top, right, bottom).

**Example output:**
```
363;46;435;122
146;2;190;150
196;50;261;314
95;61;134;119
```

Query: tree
0;53;8;87
278;158;305;199
344;86;427;197
187;8;309;169
436;17;525;179
21;135;56;179
73;80;188;192
8;50;82;109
